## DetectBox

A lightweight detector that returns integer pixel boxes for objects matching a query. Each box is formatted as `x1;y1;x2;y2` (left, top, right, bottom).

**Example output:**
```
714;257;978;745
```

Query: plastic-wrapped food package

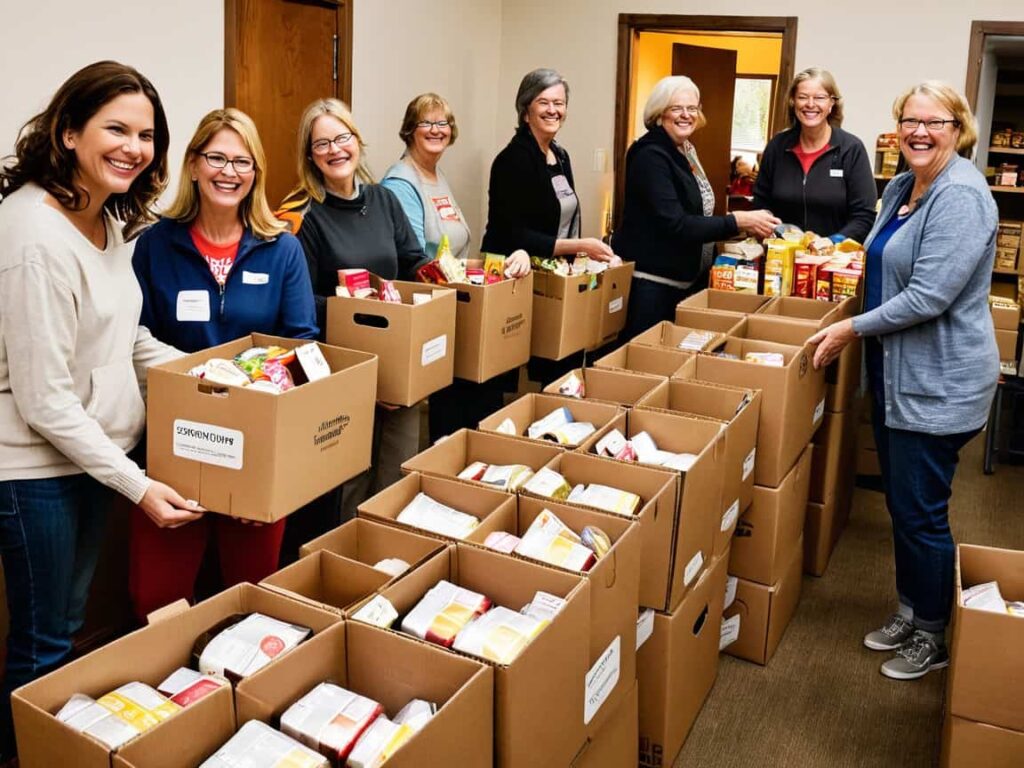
540;422;596;446
483;531;522;554
521;592;567;623
396;493;479;540
495;418;518;435
453;607;548;664
522;468;571;501
56;683;181;749
458;461;488;481
372;558;410;577
479;464;534;491
197;613;311;680
526;407;573;440
201;720;328;768
393;700;436;732
347;717;414;768
351;595;399;629
566;483;641;516
514;510;596;572
744;352;785;367
280;683;383;762
157;668;227;707
401;581;491;647
661;452;698;472
677;330;718;352
557;373;585;398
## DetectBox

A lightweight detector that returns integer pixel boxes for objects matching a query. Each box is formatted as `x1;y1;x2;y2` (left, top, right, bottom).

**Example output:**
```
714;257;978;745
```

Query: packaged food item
348;716;415;768
434;234;467;284
201;720;328;768
1007;601;1024;616
453;607;548;664
744;352;785;367
710;253;761;293
57;683;181;749
830;267;861;301
514;509;596;572
721;238;764;259
401;580;491;647
962;581;1008;614
197;358;252;388
541;421;596;446
248;380;283;394
372;558;410;577
594;429;627;458
280;683;382;763
661;452;698;472
772;223;803;241
351;595;399;629
482;252;507;284
396;493;479;540
566;484;641;516
378;279;403;303
458;461;489;482
157;668;227;708
522;467;571;500
197;613;311;680
337;268;374;299
483;531;522;554
495;417;518;435
479;464;534;491
580;526;612;558
807;236;835;256
764;239;799;297
295;342;332;382
526;407;573;439
629;431;661;464
677;330;718;351
393;699;436;732
466;268;486;285
412;293;433;305
793;254;833;299
557;372;585;398
521;591;567;622
263;359;295;392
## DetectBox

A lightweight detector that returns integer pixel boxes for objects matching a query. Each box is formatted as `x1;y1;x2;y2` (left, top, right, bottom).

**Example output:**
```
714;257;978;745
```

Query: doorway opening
613;15;797;225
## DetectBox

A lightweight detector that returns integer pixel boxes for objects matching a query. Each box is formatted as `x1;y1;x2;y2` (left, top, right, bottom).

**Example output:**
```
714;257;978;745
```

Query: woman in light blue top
811;82;998;682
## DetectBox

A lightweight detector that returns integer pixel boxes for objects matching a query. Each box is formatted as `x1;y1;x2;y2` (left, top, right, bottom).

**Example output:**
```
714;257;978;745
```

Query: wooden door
226;0;352;208
672;43;737;216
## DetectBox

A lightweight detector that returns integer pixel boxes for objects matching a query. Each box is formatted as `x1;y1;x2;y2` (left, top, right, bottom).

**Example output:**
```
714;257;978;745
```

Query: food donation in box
186;342;331;395
195;613;311;680
592;428;700;471
401;581;492;647
490;507;610;572
200;720;328;768
494;405;596;446
522;466;642;515
961;581;1024;615
395;492;479;540
711;239;764;293
457;461;534;491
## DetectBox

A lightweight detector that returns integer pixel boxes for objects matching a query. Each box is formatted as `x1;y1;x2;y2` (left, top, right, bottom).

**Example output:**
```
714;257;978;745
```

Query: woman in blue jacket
131;108;316;620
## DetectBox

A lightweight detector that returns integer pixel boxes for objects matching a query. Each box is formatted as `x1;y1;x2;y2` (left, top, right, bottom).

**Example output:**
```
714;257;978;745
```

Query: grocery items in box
351;595;399;629
764;239;800;297
557;372;585;398
513;508;600;572
401;580;491;647
347;717;415;768
457;462;535;491
744;352;785;367
156;667;228;707
962;580;1024;615
56;683;181;749
372;558;410;577
196;613;311;680
395;493;479;539
677;330;720;351
483;530;522;554
522;467;572;500
336;268;374;299
529;253;620;278
521;591;567;622
564;482;641;516
594;429;637;462
452;606;549;664
495;417;517;435
188;343;330;394
710;252;761;292
200;720;328;768
593;428;698;472
393;699;436;732
280;683;383;762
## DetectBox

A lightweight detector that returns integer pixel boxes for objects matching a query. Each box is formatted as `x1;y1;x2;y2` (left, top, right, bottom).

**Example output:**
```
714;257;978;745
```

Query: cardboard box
534;452;678;612
298;516;447;568
672;307;747;336
260;549;393;616
729;446;811;586
623;409;727;608
587;262;635;350
630;321;727;354
949;544;1024;732
991;301;1021;330
530;270;603;361
572;679;638;768
325;278;456;406
593;342;693;378
146;334;377;522
723;537;803;665
856;447;880;476
636;378;761;550
809;409;857;505
803;495;853;577
692;338;826;488
12;584;338;768
995;328;1019;363
941;715;1024;768
234;621;494;768
401;428;563;489
369;543;591;768
452;272;534;383
676;288;774;315
478;392;626;451
637;552;728;768
357;471;517;544
543;366;667;408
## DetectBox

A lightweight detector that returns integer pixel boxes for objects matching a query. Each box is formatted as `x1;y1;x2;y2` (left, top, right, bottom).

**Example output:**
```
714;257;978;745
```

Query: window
731;76;775;160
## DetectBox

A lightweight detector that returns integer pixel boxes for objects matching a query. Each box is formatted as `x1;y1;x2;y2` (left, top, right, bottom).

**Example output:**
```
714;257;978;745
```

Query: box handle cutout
353;313;390;329
197;382;230;397
692;604;708;636
456;290;472;303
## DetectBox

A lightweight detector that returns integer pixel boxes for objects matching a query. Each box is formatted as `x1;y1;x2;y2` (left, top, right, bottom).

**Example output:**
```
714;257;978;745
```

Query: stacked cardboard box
991;298;1021;377
995;220;1021;273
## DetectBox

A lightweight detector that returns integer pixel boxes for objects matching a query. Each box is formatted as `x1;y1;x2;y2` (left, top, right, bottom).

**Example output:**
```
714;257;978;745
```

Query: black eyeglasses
898;118;960;132
198;152;255;174
415;120;450;130
310;133;355;154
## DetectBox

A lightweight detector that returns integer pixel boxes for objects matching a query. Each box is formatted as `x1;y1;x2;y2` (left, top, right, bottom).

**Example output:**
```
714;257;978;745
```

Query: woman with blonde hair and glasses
810;82;997;681
130;107;316;618
753;66;876;241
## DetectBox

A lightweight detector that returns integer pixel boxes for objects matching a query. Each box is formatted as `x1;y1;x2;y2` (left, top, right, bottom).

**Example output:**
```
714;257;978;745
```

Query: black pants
621;276;703;344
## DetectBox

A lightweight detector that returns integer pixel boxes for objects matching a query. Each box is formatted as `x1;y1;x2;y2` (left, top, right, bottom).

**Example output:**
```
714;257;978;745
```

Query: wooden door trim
965;19;1024;110
613;13;798;229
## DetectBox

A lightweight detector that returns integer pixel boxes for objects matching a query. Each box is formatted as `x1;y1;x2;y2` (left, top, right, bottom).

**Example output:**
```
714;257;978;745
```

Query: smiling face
792;78;834;131
525;84;567;142
189;128;255;216
411;108;452;162
310;114;360;195
63;91;155;202
659;88;701;145
899;93;960;178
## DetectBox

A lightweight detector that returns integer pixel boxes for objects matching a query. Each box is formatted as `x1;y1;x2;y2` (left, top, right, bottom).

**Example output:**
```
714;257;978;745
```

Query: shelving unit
989;145;1024;155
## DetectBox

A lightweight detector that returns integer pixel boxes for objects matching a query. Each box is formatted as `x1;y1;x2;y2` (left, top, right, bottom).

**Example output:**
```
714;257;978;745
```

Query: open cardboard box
593;342;694;378
543;366;666;408
676;288;774;316
452;272;534;383
990;301;1021;330
325;277;456;406
357;471;517;545
637;551;728;768
941;715;1024;768
12;584;339;768
260;549;394;617
231;621;494;768
723;536;804;665
630;321;727;354
585;262;635;351
692;337;825;488
673;306;747;337
572;679;638;768
146;334;377;522
478;392;625;451
636;378;761;554
531;452;678;612
803;493;853;577
298;516;447;569
949;544;1024;732
401;429;563;489
729;445;812;586
365;543;591;768
530;270;603;361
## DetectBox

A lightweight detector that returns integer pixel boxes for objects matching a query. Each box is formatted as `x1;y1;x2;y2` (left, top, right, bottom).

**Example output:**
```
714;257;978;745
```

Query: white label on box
724;576;738;610
296;343;331;382
720;615;741;650
722;499;740;532
742;448;756;481
636;609;655;650
684;550;704;586
608;296;624;314
813;398;825;425
173;419;244;470
176;290;210;322
584;636;620;725
421;334;448;367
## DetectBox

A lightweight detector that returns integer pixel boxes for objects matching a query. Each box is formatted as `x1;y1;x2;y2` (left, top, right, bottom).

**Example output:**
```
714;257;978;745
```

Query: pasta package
56;683;181;750
401;580;491;647
514;509;596;572
396;493;479;540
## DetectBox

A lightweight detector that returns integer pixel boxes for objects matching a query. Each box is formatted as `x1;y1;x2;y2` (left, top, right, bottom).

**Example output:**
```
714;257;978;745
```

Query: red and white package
401;580;491;647
280;683;383;762
337;268;374;298
157;667;227;707
378;279;403;303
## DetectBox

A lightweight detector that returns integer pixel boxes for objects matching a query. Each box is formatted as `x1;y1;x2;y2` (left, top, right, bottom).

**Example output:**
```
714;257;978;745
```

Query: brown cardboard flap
593;342;693;378
755;294;853;325
630;322;727;353
401;429;563;486
674;306;748;335
146;599;190;625
677;288;774;314
543;367;666;407
298;517;446;571
260;550;391;615
942;716;1024;768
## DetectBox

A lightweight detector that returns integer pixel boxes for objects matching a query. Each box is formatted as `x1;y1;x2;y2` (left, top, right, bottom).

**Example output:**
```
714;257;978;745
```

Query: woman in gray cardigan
811;82;998;681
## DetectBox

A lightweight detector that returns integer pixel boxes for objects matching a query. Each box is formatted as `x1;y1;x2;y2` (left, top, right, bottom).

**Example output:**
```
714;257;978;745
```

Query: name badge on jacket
176;290;210;322
830;169;844;178
242;271;269;285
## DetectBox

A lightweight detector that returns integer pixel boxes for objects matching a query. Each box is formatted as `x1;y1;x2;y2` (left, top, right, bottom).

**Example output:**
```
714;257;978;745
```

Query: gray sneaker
880;630;949;680
864;613;914;651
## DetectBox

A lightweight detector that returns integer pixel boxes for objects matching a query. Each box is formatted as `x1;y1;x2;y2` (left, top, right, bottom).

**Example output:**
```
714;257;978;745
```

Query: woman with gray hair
614;75;778;340
481;67;612;262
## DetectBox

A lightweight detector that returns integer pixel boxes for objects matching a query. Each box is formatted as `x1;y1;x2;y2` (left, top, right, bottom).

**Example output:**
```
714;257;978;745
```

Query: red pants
128;508;285;623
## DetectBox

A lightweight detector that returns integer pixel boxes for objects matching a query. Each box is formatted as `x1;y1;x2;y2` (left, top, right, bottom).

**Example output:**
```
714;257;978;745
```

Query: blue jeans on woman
0;474;110;756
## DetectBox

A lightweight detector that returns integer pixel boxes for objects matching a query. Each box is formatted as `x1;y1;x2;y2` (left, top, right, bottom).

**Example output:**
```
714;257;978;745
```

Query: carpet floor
674;434;1024;768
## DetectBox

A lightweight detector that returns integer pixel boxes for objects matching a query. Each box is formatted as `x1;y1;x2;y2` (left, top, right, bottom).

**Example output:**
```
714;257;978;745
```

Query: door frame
965;19;1024;109
613;14;798;228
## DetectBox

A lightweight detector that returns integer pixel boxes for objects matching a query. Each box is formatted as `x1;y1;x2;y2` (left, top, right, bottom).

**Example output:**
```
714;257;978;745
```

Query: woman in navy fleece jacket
130;108;316;621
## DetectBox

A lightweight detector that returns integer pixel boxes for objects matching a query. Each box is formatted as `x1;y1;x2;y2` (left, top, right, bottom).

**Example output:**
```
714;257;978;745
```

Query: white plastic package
372;558;410;577
566;483;641;516
521;591;567;623
347;716;414;768
198;613;311;679
401;580;491;647
157;667;227;707
280;683;382;762
514;509;596;572
396;493;479;540
351;595;399;629
57;683;180;750
521;467;571;500
393;699;436;732
479;464;534;491
200;720;328;767
453;607;548;664
527;407;573;439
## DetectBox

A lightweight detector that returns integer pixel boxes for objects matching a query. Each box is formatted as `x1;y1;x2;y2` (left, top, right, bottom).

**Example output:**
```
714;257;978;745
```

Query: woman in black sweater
613;76;778;341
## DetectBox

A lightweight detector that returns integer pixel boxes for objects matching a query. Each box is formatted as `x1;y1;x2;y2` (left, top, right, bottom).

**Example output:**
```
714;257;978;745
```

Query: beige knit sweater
0;183;180;502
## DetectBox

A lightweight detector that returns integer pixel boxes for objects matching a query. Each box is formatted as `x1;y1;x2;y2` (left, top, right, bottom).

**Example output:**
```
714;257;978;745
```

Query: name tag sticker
830;169;844;178
176;290;210;322
242;271;269;285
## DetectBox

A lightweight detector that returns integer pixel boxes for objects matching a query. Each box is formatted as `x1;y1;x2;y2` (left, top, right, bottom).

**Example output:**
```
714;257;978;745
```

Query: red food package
416;260;448;285
263;359;295;392
378;279;403;303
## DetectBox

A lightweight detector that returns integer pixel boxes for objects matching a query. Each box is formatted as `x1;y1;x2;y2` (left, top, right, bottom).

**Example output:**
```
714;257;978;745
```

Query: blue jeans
0;474;110;755
870;392;977;632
